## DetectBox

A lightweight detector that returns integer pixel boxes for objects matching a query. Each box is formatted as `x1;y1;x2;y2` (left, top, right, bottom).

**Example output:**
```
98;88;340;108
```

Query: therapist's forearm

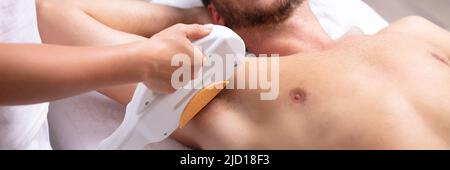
0;43;141;105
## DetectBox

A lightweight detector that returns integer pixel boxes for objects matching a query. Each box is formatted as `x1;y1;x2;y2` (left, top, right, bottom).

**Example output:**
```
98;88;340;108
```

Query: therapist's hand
134;24;212;93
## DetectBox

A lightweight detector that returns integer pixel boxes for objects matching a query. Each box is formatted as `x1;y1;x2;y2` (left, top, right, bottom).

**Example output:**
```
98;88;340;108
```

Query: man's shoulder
378;16;449;43
377;16;449;56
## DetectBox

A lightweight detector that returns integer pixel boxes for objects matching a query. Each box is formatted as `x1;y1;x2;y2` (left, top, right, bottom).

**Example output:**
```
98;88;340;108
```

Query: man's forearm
71;0;207;37
37;0;209;45
0;43;141;105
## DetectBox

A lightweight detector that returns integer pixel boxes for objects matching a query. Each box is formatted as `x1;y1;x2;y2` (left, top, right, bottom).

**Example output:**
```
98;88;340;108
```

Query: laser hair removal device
98;25;246;150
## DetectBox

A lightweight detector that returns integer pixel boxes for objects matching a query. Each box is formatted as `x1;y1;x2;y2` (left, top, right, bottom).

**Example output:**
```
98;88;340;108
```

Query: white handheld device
98;25;246;150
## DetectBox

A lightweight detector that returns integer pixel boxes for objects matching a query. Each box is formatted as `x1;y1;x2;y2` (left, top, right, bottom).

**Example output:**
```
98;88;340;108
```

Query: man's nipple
289;88;307;104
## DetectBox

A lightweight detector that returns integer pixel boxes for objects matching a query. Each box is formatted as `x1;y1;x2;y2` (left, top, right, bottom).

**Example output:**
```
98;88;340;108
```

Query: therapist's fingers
169;24;210;78
178;24;213;41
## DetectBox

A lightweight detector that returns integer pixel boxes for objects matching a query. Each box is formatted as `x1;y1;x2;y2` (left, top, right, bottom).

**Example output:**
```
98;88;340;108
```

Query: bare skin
36;0;211;104
0;0;212;105
38;0;450;149
177;19;450;149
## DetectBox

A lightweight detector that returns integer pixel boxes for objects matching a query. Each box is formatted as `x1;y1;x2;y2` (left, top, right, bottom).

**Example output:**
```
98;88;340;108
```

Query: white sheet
48;0;388;150
0;0;52;150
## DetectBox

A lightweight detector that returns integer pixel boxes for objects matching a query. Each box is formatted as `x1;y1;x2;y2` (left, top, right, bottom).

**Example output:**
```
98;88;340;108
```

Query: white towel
0;0;51;150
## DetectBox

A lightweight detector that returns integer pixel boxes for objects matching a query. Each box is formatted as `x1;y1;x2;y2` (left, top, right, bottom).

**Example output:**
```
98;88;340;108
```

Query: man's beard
212;0;304;29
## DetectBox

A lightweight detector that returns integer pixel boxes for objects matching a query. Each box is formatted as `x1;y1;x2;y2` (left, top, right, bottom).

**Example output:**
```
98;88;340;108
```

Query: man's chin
219;0;303;28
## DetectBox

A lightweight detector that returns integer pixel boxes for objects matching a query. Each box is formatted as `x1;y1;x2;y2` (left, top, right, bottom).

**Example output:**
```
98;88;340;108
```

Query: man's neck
234;2;332;56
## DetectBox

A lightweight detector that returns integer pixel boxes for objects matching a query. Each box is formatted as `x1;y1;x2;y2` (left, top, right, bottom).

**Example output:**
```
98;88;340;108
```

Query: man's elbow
35;0;71;43
35;0;60;17
36;0;56;39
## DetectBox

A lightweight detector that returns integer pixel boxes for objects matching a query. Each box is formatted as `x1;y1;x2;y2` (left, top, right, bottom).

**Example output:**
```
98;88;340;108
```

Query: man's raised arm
36;0;211;104
37;0;210;45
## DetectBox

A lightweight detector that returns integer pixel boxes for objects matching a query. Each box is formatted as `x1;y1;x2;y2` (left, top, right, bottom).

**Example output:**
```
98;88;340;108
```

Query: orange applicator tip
179;81;229;128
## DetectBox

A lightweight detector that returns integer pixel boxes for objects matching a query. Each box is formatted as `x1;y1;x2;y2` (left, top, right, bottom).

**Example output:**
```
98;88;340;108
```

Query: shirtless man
37;0;450;149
